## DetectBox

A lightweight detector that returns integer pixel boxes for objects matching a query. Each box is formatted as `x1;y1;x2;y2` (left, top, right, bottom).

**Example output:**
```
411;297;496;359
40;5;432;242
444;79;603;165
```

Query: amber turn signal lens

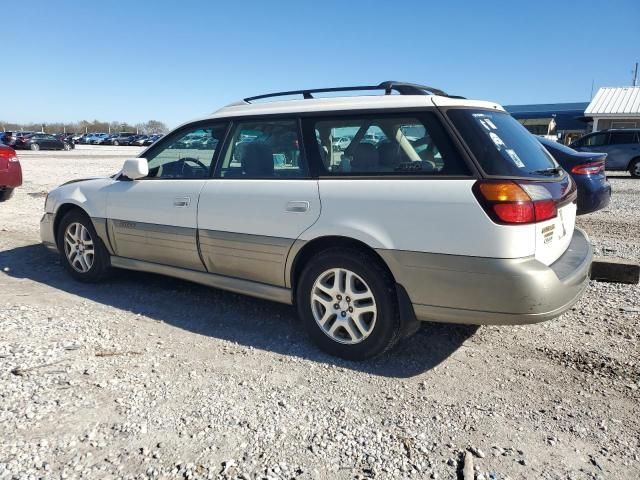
477;181;531;202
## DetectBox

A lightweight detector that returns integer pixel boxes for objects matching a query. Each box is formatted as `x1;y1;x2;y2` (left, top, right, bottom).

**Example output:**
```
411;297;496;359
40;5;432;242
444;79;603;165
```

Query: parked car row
0;132;74;151
74;132;163;146
1;131;164;149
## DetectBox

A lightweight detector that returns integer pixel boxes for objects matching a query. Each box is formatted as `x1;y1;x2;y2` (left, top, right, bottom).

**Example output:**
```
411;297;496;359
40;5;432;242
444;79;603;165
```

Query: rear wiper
529;167;562;176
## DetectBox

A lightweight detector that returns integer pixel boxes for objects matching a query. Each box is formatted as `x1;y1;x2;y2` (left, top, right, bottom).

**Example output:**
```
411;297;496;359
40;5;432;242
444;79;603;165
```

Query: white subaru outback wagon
40;81;593;360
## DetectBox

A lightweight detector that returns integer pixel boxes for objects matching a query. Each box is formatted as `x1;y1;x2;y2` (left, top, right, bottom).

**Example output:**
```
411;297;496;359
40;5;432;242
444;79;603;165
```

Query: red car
0;145;22;201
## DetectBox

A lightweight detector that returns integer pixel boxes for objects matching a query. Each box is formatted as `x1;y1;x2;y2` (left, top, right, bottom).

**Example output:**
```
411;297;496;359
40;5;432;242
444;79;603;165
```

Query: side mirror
121;158;148;180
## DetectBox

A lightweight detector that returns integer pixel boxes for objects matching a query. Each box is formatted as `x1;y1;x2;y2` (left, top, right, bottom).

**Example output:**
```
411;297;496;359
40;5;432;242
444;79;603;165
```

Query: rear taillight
0;148;17;162
571;160;605;175
473;180;557;225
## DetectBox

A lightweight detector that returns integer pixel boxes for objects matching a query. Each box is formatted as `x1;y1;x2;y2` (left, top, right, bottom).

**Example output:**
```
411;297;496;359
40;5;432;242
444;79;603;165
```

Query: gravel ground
1;147;639;480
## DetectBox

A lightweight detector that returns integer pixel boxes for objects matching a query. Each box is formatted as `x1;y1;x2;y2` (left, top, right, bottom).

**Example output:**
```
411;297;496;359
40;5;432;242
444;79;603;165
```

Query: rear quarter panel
305;179;535;258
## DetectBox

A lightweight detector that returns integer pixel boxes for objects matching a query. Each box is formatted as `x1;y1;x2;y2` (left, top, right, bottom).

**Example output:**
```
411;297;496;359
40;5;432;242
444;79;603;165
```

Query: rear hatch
444;106;577;266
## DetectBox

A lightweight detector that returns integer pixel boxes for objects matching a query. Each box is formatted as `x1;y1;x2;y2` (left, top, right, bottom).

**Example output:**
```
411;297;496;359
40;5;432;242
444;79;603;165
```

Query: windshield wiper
529;167;562;176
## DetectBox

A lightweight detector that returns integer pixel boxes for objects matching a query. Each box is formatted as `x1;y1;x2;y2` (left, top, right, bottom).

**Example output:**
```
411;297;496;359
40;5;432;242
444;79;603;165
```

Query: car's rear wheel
113;140;119;146
296;248;401;360
30;143;40;151
0;188;14;202
57;210;111;282
629;158;640;178
63;143;71;151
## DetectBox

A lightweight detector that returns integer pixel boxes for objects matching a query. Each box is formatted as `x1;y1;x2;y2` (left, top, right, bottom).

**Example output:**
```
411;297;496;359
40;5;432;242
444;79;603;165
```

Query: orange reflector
478;181;531;202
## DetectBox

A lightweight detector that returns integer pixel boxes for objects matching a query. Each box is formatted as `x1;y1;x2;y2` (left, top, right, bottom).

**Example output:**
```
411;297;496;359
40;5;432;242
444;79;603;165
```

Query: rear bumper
379;228;593;325
40;213;58;251
576;177;611;215
0;162;22;188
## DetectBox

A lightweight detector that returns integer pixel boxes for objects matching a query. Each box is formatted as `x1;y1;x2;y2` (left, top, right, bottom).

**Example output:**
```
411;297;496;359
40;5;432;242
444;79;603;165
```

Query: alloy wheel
310;268;377;344
63;222;95;273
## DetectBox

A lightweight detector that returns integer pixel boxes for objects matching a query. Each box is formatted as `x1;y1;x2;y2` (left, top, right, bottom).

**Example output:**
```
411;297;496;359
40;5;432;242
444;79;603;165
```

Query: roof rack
242;81;450;103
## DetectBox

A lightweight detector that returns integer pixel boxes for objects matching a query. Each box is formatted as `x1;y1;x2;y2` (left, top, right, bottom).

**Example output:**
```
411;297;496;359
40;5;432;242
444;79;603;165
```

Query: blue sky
5;0;639;128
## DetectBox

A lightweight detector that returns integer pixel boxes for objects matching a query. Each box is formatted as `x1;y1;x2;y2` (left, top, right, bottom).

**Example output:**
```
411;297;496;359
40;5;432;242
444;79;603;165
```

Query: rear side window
217;119;307;178
312;112;469;176
448;109;559;177
609;131;638;145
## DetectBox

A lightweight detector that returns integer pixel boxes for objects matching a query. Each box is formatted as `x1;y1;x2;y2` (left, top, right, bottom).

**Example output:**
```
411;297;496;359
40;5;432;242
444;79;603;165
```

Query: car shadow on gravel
1;243;478;378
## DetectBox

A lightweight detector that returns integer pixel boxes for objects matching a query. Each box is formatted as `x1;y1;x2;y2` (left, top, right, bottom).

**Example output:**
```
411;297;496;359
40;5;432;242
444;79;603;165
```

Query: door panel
197;179;320;286
105;180;206;270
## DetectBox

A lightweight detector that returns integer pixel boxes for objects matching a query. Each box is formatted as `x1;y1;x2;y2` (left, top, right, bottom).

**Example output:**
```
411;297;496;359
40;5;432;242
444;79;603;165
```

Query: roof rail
242;81;450;103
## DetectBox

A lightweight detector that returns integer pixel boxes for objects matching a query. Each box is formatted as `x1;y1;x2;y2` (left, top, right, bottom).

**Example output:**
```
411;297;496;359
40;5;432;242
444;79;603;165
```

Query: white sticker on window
484;119;498;130
489;132;505;149
479;119;491;131
506;149;525;168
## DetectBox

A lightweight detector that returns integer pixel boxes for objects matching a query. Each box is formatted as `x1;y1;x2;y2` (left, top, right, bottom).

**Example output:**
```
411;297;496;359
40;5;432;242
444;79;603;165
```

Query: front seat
378;141;410;171
240;141;274;177
350;143;379;172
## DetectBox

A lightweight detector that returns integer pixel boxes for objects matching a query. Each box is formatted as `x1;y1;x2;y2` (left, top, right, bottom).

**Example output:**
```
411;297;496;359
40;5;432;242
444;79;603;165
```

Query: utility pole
633;62;638;87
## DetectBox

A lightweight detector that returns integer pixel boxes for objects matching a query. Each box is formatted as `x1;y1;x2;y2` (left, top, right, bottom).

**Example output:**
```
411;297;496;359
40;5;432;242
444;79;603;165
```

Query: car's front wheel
57;210;111;282
629;158;640;178
296;248;401;360
30;143;40;151
113;140;119;146
63;143;71;151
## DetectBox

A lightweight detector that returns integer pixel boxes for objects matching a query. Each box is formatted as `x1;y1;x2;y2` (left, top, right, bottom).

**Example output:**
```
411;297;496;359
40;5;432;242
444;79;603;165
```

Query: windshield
448;109;559;177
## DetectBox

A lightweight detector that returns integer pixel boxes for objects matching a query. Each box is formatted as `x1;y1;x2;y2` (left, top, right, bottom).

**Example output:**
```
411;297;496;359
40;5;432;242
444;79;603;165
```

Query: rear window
538;137;578;155
448;109;559;177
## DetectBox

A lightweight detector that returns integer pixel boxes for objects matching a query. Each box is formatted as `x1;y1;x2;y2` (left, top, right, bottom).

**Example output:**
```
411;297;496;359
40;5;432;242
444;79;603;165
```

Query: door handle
285;201;310;213
173;196;191;207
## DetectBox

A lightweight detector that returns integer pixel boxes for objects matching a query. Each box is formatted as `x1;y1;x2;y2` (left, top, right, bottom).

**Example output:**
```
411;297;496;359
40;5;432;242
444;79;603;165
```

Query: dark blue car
537;136;611;215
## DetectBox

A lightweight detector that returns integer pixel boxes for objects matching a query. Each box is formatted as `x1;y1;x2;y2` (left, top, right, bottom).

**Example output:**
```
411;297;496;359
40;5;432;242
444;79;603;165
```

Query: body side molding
110;256;293;305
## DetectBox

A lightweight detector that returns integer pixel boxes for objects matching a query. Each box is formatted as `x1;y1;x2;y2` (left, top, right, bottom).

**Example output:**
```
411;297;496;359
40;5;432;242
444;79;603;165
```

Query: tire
56;209;111;282
30;143;40;151
296;248;401;360
113;140;119;146
629;158;640;178
0;188;14;202
63;143;71;151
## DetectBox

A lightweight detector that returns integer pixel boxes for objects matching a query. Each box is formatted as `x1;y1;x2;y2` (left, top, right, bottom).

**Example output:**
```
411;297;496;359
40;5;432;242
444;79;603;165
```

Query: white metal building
586;86;640;132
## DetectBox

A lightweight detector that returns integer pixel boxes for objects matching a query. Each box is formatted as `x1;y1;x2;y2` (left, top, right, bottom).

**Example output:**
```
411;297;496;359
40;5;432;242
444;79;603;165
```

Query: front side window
145;124;227;179
448;109;560;178
218;120;306;178
313;113;469;175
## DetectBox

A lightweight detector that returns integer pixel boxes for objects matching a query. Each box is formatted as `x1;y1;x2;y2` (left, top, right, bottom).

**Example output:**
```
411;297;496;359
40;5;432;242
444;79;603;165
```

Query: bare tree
2;119;170;135
144;120;169;134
